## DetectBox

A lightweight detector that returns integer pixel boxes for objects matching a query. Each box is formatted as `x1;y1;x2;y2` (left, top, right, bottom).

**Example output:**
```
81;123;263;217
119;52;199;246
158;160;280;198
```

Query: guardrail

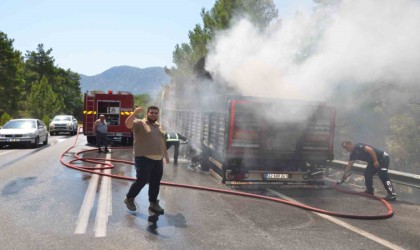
327;160;420;188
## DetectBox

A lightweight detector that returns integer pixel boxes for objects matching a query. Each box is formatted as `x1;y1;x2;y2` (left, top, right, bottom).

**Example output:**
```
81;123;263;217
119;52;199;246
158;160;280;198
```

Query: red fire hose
60;130;394;220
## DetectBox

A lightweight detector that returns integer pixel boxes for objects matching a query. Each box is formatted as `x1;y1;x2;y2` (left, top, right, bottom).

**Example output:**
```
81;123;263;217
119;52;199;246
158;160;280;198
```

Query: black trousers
126;156;163;202
96;132;108;148
364;155;396;195
166;141;180;164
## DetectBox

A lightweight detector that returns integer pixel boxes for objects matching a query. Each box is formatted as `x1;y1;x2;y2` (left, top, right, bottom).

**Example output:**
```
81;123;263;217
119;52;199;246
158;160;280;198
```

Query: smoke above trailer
205;0;420;103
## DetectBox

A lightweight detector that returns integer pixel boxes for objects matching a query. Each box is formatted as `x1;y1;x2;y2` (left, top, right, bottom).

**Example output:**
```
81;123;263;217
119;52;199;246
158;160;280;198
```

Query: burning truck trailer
162;95;335;186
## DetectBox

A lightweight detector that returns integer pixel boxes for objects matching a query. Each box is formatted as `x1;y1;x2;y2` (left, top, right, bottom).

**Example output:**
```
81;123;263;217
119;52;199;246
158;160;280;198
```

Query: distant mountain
79;66;170;97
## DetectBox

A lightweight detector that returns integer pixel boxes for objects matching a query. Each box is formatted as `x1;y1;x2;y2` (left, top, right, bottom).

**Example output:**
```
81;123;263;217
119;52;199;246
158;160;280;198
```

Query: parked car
49;115;78;135
0;119;48;148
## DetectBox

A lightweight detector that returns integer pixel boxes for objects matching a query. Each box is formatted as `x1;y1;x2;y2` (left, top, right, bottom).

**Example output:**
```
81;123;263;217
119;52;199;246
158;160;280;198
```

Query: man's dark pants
96;132;108;149
364;155;395;195
166;141;180;164
126;156;163;202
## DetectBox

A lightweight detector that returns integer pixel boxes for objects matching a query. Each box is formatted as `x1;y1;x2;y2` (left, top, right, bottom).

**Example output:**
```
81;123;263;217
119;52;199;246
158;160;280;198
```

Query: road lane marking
94;154;112;237
108;167;113;215
56;138;67;143
74;165;101;234
266;189;404;250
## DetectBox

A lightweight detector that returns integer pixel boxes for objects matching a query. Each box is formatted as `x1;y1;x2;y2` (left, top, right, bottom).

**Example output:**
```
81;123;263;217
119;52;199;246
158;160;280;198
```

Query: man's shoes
98;149;102;153
104;147;110;153
174;161;178;166
384;193;397;201
149;200;164;214
124;196;137;211
362;189;374;195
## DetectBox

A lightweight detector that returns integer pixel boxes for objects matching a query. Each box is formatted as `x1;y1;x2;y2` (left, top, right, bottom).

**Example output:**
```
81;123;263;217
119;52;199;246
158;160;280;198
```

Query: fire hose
60;130;394;220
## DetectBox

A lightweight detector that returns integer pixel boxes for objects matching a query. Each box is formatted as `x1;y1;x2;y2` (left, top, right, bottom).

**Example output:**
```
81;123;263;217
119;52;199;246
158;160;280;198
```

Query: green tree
201;0;278;36
0;31;25;116
21;44;57;115
134;93;152;108
0;112;12;126
386;112;420;169
132;93;152;118
180;0;277;68
0;32;83;120
24;44;55;83
42;114;51;128
28;77;63;118
168;0;278;91
23;44;83;118
54;68;83;116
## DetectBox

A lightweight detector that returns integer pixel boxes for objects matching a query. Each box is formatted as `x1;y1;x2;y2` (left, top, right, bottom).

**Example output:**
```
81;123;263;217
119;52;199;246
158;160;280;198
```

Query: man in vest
165;132;187;165
93;114;109;153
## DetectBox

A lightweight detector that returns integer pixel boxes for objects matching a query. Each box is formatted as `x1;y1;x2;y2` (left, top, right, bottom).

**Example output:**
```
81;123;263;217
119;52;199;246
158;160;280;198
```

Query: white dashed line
74;165;101;234
56;138;67;144
94;154;112;237
74;152;113;237
266;189;404;250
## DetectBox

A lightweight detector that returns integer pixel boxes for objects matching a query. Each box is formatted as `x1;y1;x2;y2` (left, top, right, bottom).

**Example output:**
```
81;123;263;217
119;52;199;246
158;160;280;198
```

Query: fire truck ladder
85;94;96;134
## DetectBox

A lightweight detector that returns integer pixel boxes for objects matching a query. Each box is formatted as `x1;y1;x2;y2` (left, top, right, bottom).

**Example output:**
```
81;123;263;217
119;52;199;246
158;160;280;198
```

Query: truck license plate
263;173;289;179
8;138;20;142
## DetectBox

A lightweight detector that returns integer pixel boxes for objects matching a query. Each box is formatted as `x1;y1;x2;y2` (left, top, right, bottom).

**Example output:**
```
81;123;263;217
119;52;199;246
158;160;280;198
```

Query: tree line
0;31;152;126
0;32;82;125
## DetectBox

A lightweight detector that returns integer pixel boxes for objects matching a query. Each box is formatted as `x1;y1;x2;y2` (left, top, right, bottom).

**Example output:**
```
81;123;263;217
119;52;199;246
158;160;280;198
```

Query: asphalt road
0;134;419;250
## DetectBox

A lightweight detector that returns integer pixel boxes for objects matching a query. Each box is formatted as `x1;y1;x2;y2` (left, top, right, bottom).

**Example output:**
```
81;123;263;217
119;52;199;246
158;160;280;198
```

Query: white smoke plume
206;0;420;101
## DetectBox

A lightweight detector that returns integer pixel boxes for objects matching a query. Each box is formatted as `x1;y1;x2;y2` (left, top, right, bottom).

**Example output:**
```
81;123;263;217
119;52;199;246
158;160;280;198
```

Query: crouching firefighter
340;141;397;201
165;132;187;165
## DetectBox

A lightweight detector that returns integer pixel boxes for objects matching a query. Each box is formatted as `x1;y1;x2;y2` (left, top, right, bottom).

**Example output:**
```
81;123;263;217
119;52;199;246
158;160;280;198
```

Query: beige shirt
132;119;167;159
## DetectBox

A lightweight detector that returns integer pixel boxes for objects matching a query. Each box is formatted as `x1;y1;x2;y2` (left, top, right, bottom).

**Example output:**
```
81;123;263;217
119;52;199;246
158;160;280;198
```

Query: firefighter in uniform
340;141;397;201
165;132;187;165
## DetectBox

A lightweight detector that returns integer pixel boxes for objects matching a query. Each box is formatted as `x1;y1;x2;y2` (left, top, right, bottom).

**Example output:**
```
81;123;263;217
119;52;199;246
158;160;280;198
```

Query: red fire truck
83;90;134;145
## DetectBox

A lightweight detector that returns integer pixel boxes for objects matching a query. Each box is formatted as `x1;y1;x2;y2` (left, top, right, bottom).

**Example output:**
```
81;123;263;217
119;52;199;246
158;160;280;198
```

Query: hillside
79;66;170;96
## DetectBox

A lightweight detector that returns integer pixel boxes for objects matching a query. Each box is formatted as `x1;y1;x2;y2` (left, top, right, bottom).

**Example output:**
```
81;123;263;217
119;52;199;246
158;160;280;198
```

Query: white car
49;115;78;135
0;119;48;148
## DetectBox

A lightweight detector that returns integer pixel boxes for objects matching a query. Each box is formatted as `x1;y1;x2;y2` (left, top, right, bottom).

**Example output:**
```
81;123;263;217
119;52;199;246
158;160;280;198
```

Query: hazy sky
0;0;315;76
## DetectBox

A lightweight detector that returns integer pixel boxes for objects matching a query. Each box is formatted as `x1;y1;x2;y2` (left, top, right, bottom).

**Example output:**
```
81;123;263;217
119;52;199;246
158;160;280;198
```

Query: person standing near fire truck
124;106;169;214
93;114;109;153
